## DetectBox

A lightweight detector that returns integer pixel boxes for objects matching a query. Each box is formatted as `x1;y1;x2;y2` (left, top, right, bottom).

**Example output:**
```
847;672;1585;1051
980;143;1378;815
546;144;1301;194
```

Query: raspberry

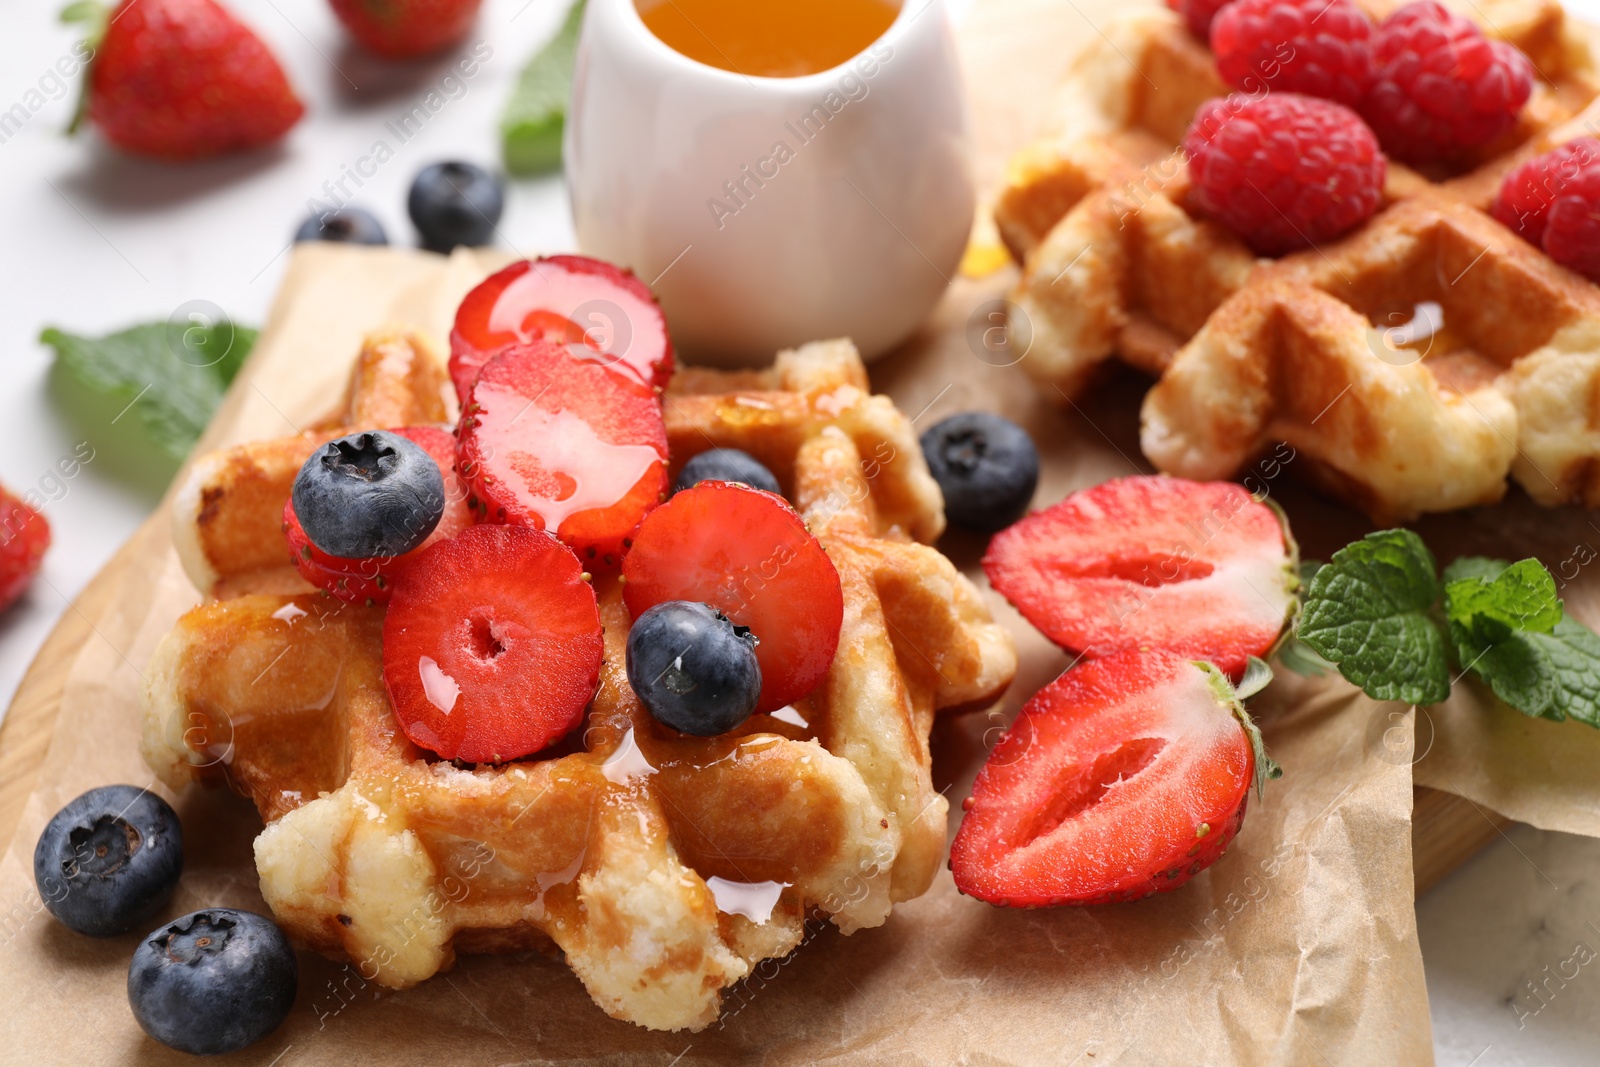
1183;92;1386;255
0;487;50;612
1167;0;1234;41
1361;1;1533;165
1210;0;1374;107
1539;155;1600;283
1492;139;1600;247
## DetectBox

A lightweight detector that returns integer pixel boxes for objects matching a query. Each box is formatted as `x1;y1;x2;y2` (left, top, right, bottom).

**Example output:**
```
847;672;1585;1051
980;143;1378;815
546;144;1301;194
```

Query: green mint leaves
1297;530;1451;705
1442;558;1600;727
1297;532;1600;727
502;0;584;176
42;319;256;482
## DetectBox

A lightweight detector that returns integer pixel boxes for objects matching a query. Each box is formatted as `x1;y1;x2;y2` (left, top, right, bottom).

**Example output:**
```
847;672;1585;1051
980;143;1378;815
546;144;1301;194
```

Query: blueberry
292;430;445;559
33;785;183;938
920;412;1040;533
408;161;504;253
129;909;297;1056
674;449;782;496
293;207;388;246
626;601;762;736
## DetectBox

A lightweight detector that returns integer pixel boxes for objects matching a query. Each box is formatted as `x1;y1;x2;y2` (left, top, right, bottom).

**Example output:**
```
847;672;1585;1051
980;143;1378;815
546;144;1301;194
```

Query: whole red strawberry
0;488;50;612
329;0;482;59
83;0;304;161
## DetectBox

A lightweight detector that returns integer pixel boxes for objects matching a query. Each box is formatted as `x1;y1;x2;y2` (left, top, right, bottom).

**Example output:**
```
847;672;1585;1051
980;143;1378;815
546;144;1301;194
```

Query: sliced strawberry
457;341;668;566
951;650;1266;906
983;476;1296;677
621;482;843;714
282;426;473;605
382;523;603;763
0;486;50;612
449;255;675;401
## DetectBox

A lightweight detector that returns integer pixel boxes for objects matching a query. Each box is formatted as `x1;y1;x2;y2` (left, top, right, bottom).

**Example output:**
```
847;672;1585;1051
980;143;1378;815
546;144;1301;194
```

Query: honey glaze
636;0;901;78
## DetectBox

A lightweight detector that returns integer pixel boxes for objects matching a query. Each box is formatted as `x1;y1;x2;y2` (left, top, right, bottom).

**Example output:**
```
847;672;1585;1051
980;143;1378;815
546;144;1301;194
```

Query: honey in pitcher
636;0;902;78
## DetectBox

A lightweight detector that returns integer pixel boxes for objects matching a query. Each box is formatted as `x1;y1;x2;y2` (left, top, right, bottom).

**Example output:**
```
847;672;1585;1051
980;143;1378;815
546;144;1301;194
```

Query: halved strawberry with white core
983;476;1296;677
283;425;473;604
382;523;603;763
951;650;1266;906
449;255;675;402
621;481;844;714
457;340;668;566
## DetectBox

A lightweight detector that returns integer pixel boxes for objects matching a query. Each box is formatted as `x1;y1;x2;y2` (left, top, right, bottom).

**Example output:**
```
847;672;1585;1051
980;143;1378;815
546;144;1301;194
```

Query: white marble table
2;0;1598;1062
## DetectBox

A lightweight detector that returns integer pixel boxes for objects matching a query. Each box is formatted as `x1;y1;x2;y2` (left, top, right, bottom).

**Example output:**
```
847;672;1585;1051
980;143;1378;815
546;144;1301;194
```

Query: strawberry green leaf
1235;655;1274;700
1196;660;1282;799
502;0;584;175
41;320;256;470
1297;529;1451;705
60;1;107;136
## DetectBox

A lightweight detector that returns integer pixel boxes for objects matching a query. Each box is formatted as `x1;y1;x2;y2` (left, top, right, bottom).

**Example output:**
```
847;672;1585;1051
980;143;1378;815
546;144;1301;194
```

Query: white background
1;0;1598;1062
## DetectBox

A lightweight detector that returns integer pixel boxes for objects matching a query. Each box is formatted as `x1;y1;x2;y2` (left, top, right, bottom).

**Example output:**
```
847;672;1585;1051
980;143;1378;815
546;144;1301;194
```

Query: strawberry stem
60;0;108;136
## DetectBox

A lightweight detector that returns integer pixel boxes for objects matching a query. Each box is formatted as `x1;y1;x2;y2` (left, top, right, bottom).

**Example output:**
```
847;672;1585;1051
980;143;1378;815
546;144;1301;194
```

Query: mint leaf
42;320;255;467
1465;619;1600;727
1297;529;1451;705
502;0;584;175
1442;556;1510;585
1439;556;1600;727
1445;558;1561;659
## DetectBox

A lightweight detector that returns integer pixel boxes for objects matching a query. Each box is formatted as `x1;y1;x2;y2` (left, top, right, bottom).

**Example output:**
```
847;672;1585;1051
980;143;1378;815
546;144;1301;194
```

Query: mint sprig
1297;530;1451;705
42;320;256;475
1297;533;1600;727
1441;557;1600;726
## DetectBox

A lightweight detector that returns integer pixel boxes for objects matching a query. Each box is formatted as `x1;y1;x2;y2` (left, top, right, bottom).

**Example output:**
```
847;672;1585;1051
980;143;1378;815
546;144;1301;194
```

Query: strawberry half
457;341;668;566
449;256;675;402
283;426;473;605
382;523;603;763
621;482;844;714
951;650;1272;907
983;476;1297;677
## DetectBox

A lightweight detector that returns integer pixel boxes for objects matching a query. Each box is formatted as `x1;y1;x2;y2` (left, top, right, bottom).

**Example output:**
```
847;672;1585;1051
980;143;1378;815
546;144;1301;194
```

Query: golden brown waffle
997;0;1600;520
141;333;1016;1032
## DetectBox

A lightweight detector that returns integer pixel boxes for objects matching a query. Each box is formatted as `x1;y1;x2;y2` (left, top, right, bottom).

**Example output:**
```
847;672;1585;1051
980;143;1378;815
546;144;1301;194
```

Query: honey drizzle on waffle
996;0;1600;520
143;333;1016;1032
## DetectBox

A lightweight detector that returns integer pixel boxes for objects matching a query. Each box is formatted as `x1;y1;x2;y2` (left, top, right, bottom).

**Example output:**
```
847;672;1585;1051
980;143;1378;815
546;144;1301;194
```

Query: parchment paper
17;0;1600;1060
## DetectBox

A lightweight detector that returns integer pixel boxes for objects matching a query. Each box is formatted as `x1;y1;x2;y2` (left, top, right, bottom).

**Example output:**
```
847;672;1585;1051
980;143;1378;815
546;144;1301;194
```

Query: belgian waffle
141;331;1017;1032
998;0;1600;521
